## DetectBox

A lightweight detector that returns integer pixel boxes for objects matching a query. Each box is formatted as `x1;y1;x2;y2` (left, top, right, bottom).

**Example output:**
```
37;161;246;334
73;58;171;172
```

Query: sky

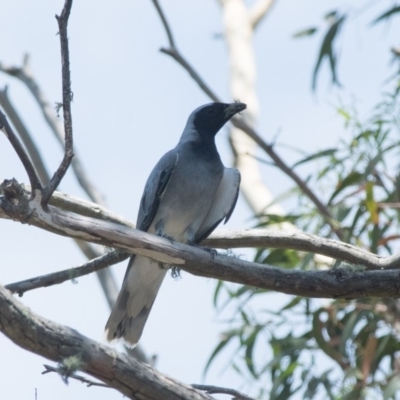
0;1;399;399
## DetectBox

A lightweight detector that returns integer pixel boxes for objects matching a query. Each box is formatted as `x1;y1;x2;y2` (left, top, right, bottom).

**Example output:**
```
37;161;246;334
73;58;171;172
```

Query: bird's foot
171;266;181;279
158;232;175;243
187;241;218;259
202;246;218;259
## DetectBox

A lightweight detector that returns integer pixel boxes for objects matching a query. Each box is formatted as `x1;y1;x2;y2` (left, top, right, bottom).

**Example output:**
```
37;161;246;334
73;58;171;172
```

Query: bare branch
42;364;110;388
0;87;50;184
160;48;219;102
248;0;276;29
5;250;129;296
0;61;124;328
152;0;219;102
152;0;176;49
0;110;42;193
42;0;74;204
22;183;134;228
2;180;400;299
192;384;254;400
0;284;211;400
0;57;106;204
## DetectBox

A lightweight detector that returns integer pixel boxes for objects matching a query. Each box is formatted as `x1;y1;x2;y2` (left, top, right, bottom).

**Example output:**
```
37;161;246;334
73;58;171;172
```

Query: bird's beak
224;102;247;119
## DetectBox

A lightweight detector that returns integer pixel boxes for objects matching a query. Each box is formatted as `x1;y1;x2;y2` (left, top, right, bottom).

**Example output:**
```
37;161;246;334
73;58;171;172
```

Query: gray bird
105;101;246;345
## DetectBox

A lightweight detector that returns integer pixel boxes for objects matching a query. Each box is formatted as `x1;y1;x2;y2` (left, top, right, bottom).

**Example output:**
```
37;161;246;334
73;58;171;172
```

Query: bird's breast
149;149;223;242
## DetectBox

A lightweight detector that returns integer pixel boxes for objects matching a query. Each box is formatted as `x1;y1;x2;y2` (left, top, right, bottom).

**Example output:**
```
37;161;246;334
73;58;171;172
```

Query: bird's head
190;101;247;138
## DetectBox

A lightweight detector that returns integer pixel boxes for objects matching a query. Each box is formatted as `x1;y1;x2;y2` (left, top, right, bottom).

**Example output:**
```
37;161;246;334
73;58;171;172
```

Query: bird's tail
105;255;167;346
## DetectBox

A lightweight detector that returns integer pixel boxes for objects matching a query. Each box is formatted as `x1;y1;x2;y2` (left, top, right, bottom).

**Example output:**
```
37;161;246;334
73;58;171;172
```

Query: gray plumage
105;102;246;345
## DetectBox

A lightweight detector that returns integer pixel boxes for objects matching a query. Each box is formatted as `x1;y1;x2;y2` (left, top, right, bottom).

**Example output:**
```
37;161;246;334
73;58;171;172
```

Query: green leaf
328;171;364;205
280;296;302;312
372;5;400;25
244;325;263;378
262;248;300;268
312;309;347;367
292;27;318;38
304;377;320;399
213;280;224;308
365;181;379;224
383;375;400;399
203;332;234;377
292;148;337;168
312;13;346;90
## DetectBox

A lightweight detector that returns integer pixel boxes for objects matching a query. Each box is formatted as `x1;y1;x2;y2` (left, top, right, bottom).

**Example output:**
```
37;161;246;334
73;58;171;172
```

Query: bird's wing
194;167;241;243
136;150;179;232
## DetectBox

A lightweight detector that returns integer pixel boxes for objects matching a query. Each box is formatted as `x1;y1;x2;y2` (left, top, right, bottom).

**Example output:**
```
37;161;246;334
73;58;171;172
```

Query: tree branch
42;364;110;388
5;250;129;296
0;56;106;205
192;384;254;400
0;284;211;400
248;0;276;29
0;109;42;193
0;86;50;185
2;180;400;299
42;0;74;204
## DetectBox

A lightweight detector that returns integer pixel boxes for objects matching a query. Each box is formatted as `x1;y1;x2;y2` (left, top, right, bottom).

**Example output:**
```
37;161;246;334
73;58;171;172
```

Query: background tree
0;1;399;399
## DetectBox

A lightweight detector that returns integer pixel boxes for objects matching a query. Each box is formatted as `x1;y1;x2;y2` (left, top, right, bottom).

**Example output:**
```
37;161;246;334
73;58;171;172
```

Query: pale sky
1;1;398;399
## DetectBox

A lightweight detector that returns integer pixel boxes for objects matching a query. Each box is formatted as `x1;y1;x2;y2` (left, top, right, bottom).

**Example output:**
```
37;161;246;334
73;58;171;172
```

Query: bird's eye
206;108;215;115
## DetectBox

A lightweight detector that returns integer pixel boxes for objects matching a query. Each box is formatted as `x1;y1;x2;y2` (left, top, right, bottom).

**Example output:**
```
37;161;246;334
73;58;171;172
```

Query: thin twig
0;87;50;184
0;60;122;320
192;384;254;400
42;364;110;388
0;109;42;193
152;0;175;48
151;0;342;240
5;250;129;296
42;0;74;204
0;56;106;204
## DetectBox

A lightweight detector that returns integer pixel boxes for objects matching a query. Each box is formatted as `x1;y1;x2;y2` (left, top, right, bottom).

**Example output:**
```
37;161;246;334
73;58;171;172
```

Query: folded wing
195;168;241;243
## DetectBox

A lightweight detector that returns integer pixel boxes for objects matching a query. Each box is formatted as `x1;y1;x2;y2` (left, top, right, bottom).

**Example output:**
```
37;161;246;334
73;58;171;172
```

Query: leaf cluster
208;72;400;399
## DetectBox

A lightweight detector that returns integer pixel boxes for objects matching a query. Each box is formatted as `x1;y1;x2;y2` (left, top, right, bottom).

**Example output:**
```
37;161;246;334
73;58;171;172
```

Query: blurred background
1;1;399;399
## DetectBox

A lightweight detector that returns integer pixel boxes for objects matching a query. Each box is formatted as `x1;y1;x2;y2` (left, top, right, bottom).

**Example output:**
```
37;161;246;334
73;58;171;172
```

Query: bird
105;101;246;345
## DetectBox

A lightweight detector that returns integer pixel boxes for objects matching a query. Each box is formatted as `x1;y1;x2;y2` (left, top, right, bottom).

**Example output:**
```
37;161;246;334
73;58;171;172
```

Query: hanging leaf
244;325;263;378
365;181;379;224
292;148;337;168
292;27;318;38
328;171;364;205
372;5;400;25
383;375;400;399
312;13;346;90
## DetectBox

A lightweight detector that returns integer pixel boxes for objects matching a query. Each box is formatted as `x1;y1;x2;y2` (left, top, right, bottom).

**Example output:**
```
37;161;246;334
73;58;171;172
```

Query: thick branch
0;284;211;400
42;0;74;204
2;182;400;299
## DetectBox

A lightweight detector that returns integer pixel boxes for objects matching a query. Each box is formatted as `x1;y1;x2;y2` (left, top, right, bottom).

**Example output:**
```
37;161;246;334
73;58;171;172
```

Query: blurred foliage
208;3;400;398
293;2;400;91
